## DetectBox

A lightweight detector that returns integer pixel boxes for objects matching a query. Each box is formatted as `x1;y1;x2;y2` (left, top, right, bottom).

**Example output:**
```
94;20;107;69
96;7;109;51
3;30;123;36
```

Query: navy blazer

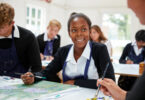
35;42;115;89
37;33;61;56
119;43;145;63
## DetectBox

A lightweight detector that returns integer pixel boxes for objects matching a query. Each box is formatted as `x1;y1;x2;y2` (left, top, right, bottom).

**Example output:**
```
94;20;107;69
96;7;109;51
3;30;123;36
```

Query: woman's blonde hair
47;19;61;30
0;3;15;26
91;25;107;42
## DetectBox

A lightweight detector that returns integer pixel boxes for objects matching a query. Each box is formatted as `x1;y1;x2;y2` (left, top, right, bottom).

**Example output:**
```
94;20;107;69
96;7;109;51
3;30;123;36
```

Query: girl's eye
72;29;77;33
82;28;87;32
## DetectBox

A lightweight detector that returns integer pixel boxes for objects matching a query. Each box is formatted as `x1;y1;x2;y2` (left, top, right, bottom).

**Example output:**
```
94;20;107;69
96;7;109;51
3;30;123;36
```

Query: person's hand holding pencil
21;72;35;85
97;78;127;100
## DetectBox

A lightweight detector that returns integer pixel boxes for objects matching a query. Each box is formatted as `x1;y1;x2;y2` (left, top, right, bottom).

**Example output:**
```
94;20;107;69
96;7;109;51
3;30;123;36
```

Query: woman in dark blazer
37;19;61;61
21;13;115;89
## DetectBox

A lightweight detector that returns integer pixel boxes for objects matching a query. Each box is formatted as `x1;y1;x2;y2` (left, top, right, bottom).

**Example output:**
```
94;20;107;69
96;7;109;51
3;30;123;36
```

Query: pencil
94;62;109;98
15;72;46;79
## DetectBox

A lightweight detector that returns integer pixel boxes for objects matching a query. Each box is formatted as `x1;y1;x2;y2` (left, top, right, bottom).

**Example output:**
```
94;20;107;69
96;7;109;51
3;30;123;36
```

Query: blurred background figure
119;30;145;64
37;19;61;61
118;30;145;91
90;25;113;57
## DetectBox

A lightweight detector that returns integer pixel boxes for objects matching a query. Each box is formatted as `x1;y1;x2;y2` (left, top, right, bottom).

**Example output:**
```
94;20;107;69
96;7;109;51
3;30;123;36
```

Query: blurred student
97;0;145;100
90;25;112;57
119;30;145;64
118;30;145;91
21;13;115;89
0;3;41;78
37;19;61;61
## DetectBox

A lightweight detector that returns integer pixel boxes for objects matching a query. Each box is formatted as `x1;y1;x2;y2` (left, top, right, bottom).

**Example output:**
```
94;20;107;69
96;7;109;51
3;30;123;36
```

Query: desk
113;64;140;77
39;88;113;100
0;76;113;100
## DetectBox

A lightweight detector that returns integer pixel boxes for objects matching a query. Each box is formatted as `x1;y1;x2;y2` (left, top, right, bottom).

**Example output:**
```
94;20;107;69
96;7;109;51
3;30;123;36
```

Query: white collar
44;31;58;41
131;41;137;46
131;41;143;56
0;24;20;39
131;41;143;49
81;41;91;59
66;41;91;62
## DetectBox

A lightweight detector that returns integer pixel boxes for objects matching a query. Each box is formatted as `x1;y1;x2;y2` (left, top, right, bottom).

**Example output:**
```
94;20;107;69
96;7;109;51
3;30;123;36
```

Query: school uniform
118;41;145;91
34;41;115;89
0;25;41;78
119;42;145;64
37;32;60;56
100;40;112;57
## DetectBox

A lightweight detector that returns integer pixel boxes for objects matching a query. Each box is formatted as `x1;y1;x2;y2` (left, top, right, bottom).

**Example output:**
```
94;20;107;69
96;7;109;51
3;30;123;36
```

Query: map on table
0;81;76;100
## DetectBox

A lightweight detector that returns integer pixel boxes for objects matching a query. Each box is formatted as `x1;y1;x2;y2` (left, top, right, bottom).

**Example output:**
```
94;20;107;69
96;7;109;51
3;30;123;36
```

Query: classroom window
38;10;41;19
26;5;45;36
32;8;36;18
27;7;29;17
102;13;131;63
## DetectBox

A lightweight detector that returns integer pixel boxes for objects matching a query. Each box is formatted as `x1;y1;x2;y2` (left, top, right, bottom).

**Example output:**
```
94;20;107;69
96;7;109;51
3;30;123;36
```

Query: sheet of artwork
0;81;76;100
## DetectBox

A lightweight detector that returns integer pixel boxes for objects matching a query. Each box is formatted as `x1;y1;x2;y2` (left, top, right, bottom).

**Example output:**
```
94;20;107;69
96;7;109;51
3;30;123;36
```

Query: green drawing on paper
0;81;76;100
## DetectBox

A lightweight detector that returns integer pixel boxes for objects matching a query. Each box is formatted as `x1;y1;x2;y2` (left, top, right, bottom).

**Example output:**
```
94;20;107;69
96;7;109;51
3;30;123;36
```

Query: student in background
0;3;41;78
21;13;115;89
90;25;112;57
37;19;61;61
97;0;145;100
119;30;145;64
118;30;145;91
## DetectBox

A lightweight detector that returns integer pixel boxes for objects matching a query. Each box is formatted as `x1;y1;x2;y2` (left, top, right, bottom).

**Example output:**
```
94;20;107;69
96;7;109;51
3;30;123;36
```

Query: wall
0;0;26;27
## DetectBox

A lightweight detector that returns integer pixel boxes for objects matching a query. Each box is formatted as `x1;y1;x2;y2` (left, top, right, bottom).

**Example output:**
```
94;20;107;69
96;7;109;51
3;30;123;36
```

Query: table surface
0;76;113;100
1;63;140;100
113;63;140;77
